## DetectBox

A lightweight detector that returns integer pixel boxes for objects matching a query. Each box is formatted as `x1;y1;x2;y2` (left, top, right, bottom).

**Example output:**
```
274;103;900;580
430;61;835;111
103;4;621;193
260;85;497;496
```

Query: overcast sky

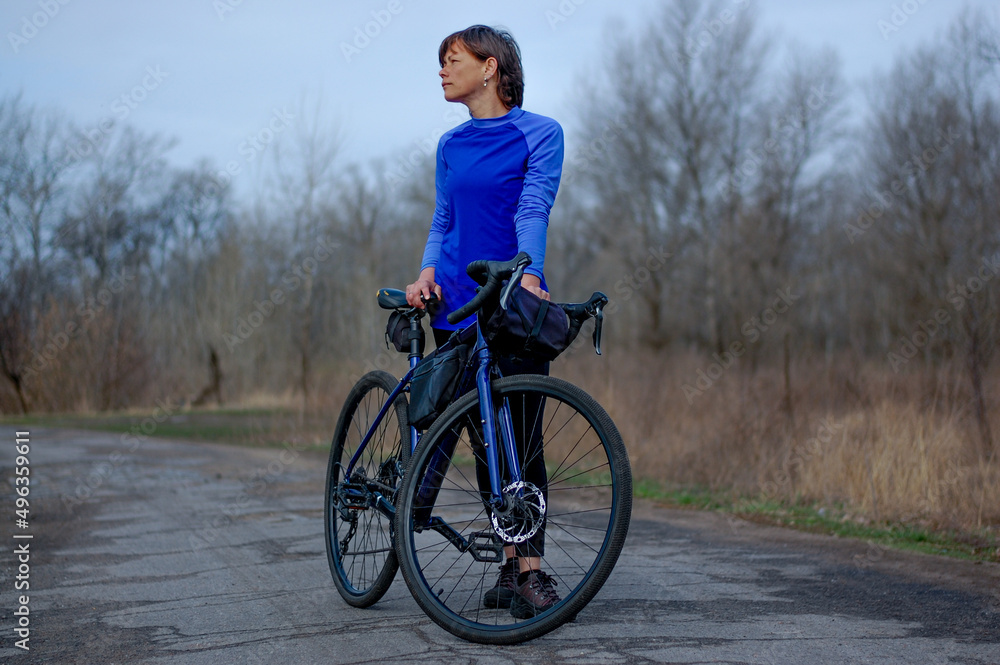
2;0;996;198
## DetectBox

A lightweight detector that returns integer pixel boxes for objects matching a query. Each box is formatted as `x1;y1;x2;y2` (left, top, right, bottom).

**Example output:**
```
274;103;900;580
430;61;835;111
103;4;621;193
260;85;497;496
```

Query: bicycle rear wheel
325;370;409;607
394;374;631;644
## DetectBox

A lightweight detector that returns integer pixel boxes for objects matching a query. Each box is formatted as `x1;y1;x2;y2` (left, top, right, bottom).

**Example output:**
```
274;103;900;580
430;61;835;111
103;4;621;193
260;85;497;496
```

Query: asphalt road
1;427;998;664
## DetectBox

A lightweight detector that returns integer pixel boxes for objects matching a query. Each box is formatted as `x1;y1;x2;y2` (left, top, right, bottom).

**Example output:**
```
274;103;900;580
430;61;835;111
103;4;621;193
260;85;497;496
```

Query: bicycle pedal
337;482;372;510
466;530;504;563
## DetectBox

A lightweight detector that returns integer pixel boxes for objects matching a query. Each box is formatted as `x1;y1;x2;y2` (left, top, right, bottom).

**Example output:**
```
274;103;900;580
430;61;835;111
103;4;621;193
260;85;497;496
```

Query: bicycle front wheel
325;370;409;607
394;374;631;644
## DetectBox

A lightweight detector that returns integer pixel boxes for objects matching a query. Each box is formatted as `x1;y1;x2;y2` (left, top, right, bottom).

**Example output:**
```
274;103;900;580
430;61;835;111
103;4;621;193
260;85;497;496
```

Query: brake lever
406;292;439;317
592;302;604;355
499;261;528;310
421;292;440;312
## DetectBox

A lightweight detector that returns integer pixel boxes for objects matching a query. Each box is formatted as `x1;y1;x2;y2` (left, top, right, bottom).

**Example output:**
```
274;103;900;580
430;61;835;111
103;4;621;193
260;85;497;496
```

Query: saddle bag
386;311;425;354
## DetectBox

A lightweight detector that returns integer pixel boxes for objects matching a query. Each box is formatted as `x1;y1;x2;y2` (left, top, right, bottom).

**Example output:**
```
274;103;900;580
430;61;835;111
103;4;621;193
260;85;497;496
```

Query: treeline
2;1;998;440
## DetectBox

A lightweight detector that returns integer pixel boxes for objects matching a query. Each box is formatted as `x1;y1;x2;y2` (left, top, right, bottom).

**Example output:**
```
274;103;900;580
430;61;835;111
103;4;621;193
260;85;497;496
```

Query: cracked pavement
1;427;997;664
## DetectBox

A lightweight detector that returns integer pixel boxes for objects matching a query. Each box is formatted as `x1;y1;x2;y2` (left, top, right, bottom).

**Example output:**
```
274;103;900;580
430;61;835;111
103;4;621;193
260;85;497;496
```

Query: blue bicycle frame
343;320;522;512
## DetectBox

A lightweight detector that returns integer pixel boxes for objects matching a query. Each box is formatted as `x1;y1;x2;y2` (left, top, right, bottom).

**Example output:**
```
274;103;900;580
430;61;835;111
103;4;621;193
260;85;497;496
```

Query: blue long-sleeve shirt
420;106;564;330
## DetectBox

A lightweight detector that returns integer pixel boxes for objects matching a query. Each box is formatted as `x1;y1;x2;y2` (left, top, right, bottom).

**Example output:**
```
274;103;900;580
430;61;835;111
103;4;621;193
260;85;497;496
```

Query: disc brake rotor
490;481;546;544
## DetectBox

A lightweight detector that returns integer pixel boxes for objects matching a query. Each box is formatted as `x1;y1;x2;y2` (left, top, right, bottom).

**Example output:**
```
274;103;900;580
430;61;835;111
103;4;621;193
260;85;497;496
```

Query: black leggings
433;328;549;558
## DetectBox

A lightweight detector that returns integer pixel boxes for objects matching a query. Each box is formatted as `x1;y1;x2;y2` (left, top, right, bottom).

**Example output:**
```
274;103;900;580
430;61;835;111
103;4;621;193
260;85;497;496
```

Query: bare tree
574;0;754;348
570;0;847;359
0;268;33;413
725;46;847;380
0;95;74;281
256;99;342;409
148;162;235;405
0;95;75;412
52;125;174;409
57;125;174;283
860;8;1000;452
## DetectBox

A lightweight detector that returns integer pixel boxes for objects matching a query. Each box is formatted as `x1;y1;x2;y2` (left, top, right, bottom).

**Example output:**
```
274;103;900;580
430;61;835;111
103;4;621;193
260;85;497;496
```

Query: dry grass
23;339;991;535
554;348;1000;531
8;334;995;557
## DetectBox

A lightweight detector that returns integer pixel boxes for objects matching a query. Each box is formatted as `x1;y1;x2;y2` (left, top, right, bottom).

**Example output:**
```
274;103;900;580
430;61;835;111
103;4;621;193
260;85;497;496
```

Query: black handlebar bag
483;286;572;362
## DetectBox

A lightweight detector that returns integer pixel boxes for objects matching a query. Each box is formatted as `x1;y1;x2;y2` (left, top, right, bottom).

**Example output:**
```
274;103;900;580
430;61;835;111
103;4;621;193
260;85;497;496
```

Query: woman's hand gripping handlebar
445;252;532;325
447;252;608;355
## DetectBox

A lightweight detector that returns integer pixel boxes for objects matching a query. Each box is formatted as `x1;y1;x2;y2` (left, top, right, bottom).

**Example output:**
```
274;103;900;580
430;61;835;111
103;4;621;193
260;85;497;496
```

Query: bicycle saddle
377;288;408;310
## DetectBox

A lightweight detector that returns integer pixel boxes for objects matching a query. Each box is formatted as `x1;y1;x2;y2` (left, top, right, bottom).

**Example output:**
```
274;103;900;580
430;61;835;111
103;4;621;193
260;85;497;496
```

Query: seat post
408;316;425;364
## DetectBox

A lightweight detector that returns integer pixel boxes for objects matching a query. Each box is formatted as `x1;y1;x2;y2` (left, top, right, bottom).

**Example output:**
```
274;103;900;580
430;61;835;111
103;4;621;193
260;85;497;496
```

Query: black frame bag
408;344;469;430
484;285;571;362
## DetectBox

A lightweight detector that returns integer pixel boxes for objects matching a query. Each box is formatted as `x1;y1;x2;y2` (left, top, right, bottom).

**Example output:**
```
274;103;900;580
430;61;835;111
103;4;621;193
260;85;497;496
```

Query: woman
405;25;564;618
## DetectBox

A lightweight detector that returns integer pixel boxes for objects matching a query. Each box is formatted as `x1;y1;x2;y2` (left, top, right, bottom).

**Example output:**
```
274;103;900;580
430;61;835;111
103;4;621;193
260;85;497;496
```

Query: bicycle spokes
325;371;409;608
395;376;632;643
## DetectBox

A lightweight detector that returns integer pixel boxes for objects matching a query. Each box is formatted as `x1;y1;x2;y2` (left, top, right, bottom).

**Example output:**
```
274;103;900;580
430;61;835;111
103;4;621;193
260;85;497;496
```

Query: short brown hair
439;25;524;109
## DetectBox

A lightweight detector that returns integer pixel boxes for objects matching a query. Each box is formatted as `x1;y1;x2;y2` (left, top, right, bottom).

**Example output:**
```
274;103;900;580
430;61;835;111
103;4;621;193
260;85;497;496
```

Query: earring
483;77;488;87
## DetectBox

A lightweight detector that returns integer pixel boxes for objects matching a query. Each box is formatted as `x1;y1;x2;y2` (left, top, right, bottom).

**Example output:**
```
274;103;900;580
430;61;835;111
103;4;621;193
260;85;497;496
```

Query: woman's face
439;41;491;104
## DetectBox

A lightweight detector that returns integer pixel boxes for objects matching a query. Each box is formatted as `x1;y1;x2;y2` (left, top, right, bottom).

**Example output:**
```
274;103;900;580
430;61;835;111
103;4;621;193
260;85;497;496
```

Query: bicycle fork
413;333;524;517
476;348;524;511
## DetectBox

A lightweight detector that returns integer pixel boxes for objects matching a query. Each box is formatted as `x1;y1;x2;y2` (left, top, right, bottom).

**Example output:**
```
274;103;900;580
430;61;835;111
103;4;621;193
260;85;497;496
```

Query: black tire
394;374;631;644
325;370;409;607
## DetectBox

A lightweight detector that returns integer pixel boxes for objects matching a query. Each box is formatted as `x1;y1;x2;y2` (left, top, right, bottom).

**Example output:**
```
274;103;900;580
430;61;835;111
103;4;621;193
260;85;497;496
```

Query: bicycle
324;252;632;644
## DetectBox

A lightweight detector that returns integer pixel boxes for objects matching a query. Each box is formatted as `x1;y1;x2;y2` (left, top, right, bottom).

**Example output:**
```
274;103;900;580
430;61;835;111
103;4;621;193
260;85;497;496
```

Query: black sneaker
483;559;519;609
510;569;560;618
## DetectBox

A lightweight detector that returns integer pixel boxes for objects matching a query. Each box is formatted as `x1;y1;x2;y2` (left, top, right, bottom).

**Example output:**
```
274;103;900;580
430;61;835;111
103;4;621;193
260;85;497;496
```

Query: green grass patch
635;480;999;564
1;408;331;452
